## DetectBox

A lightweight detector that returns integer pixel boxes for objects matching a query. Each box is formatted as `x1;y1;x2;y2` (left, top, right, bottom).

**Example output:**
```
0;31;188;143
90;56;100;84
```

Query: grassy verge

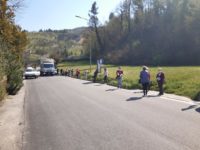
58;61;200;101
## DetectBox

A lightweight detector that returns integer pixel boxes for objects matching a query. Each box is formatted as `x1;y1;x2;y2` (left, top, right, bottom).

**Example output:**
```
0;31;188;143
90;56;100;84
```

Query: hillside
25;27;89;63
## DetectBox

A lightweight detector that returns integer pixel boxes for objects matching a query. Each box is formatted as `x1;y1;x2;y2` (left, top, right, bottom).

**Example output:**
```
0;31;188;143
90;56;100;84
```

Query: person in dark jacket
156;68;165;95
140;66;150;96
93;69;98;83
60;69;63;75
103;67;108;84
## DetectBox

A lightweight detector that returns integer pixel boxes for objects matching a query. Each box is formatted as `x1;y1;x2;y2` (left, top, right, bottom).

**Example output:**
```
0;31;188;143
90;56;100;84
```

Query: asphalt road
23;76;200;150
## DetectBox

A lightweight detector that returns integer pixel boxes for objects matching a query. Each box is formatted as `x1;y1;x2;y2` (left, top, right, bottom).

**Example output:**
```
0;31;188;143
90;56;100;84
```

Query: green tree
88;1;104;58
88;0;200;65
0;0;28;95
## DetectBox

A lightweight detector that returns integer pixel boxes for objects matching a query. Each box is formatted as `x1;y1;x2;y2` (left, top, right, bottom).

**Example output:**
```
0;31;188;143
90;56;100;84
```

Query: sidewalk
0;82;25;150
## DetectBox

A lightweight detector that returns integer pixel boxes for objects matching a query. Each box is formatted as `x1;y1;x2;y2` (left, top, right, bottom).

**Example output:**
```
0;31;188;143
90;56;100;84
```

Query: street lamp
75;15;88;21
75;15;92;72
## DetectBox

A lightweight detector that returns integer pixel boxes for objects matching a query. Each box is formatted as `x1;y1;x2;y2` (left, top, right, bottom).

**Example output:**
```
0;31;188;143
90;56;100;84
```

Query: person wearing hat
140;66;150;96
156;68;165;95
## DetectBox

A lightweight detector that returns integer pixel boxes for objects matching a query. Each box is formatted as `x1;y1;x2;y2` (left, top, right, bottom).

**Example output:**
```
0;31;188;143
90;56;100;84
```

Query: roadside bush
6;59;24;95
195;92;200;101
0;48;6;101
0;0;27;99
0;78;7;101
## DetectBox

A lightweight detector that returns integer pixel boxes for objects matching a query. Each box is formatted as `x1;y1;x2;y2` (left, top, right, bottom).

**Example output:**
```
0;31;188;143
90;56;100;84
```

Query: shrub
6;60;24;95
0;76;7;101
195;91;200;101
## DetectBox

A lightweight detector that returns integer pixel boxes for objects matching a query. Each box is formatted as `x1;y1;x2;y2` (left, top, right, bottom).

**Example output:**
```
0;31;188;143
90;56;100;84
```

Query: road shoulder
0;81;25;150
145;90;199;105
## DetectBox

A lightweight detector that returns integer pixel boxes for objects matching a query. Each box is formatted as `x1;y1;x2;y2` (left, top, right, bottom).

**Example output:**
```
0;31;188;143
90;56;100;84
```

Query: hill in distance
26;27;89;63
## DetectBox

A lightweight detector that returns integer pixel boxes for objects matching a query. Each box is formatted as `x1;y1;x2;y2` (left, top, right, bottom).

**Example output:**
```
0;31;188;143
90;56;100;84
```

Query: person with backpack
156;68;165;95
140;66;150;96
116;66;123;88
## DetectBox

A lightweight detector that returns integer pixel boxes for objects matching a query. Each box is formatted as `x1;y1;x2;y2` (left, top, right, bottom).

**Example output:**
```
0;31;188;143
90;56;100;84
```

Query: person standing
156;68;165;95
140;66;150;96
103;68;108;84
93;69;98;83
71;69;74;77
76;68;80;78
57;68;59;75
84;70;88;80
61;69;64;75
116;67;123;88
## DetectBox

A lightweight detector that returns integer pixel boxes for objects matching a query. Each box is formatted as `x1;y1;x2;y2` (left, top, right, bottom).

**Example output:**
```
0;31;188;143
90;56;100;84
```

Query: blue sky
15;0;122;31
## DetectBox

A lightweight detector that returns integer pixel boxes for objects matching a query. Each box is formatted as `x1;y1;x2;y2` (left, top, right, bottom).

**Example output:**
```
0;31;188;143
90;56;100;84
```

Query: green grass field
57;61;200;101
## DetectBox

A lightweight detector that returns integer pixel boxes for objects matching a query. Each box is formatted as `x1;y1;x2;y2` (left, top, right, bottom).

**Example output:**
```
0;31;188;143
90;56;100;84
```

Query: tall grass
58;61;200;101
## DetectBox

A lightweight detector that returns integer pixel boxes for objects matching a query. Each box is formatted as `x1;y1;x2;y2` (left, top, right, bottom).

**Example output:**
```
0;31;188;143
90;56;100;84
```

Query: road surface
23;76;200;150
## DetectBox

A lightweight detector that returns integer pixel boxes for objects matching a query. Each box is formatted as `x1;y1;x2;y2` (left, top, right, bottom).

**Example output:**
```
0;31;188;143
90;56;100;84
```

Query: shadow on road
195;107;200;113
181;104;200;114
147;95;161;98
24;78;36;80
106;88;118;92
133;91;143;94
39;75;56;78
83;81;93;84
181;105;198;111
94;84;103;86
126;96;143;101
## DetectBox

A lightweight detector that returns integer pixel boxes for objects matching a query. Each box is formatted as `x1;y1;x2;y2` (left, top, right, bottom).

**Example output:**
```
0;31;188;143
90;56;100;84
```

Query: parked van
40;58;57;76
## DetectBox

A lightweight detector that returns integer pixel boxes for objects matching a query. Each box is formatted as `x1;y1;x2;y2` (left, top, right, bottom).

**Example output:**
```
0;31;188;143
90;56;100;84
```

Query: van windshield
43;64;54;68
26;69;33;72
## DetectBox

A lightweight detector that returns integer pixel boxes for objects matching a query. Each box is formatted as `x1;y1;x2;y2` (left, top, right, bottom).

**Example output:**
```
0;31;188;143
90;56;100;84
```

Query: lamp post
75;15;92;72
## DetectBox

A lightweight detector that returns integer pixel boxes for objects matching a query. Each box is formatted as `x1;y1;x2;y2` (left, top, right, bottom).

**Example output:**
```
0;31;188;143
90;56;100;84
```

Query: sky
15;0;123;31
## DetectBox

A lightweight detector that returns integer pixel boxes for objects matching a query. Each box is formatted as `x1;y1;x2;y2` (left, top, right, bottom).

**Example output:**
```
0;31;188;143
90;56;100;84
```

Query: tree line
86;0;200;66
0;0;27;100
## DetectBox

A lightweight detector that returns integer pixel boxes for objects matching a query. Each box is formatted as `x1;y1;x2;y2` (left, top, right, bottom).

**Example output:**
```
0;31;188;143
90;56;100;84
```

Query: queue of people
92;65;165;96
58;65;165;96
114;66;165;96
58;68;74;76
57;68;89;79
